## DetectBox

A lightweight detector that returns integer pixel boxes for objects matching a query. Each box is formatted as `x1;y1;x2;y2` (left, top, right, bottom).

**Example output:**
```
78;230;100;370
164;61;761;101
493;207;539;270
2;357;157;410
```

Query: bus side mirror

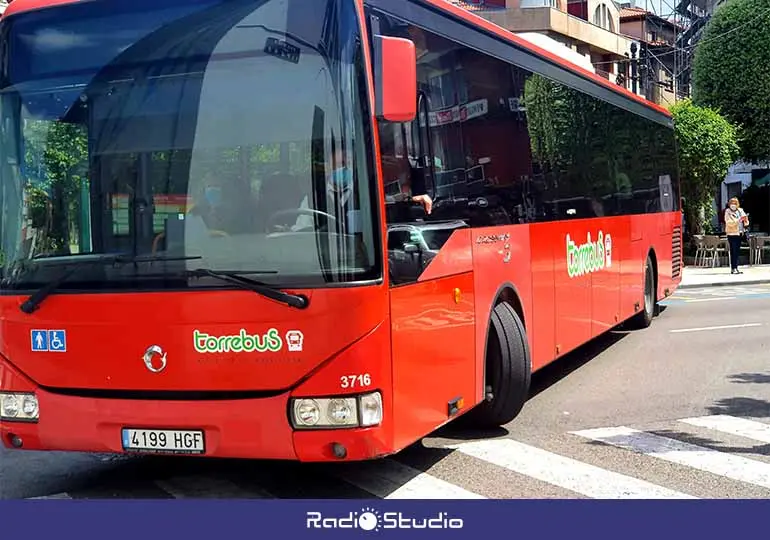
373;35;416;123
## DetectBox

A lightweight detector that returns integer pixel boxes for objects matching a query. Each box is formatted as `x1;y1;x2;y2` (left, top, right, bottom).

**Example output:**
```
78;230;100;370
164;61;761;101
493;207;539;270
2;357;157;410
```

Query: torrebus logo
566;230;612;278
193;329;305;353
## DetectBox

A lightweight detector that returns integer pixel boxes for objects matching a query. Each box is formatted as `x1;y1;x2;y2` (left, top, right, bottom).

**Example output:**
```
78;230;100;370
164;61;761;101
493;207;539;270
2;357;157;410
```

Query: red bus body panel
381;213;681;450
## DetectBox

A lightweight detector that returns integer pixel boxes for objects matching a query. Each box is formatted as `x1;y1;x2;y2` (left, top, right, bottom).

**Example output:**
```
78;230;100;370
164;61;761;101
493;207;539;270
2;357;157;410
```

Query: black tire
467;301;531;428
629;254;656;329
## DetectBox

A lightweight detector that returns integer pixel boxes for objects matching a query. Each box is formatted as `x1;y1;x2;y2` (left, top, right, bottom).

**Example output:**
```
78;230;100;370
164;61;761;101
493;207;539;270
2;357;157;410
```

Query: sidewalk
680;263;770;289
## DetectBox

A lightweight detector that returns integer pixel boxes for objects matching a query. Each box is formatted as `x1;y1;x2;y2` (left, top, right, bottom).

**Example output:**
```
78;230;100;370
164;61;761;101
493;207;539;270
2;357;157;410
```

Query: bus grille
672;226;682;278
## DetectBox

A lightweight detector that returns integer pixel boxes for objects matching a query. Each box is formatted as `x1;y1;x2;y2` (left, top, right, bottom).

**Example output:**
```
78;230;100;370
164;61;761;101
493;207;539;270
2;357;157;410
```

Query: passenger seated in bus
152;174;227;253
153;172;257;253
187;171;257;234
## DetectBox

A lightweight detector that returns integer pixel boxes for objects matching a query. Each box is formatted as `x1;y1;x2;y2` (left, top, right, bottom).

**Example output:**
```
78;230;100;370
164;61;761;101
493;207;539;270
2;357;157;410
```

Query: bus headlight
295;399;322;426
290;391;382;429
327;398;354;425
0;393;39;422
359;392;383;427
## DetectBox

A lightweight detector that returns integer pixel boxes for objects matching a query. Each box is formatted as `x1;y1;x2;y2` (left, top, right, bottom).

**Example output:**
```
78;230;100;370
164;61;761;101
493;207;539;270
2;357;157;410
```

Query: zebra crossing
24;413;770;500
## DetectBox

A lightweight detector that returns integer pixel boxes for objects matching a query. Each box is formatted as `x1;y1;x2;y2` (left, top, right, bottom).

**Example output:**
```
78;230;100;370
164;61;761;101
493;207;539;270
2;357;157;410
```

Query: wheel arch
491;282;526;329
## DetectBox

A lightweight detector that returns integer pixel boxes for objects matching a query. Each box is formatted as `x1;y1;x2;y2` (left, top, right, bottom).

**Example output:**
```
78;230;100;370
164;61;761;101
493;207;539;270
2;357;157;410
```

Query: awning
515;32;596;73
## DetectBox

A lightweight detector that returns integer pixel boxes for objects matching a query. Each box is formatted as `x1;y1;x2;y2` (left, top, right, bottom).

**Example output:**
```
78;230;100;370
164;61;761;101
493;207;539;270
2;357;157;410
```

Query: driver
291;145;432;231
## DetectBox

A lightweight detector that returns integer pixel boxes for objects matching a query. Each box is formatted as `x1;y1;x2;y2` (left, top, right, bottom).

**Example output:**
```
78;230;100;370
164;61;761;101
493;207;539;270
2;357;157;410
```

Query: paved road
4;284;770;500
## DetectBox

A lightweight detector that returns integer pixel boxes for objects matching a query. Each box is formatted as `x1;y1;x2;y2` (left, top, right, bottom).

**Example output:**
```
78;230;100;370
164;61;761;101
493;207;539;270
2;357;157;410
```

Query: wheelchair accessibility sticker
31;329;67;352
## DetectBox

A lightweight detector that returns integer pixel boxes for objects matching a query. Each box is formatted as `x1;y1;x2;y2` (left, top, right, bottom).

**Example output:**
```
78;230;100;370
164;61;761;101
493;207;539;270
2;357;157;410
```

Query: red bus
0;0;681;462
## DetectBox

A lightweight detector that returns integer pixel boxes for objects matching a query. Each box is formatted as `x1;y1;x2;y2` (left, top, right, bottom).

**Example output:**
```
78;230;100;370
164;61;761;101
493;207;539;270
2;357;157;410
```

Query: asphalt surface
4;283;770;499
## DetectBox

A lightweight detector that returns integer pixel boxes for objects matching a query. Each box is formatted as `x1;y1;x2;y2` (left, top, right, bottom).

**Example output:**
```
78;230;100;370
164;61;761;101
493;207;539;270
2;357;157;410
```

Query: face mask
204;186;222;206
331;167;353;190
730;204;737;211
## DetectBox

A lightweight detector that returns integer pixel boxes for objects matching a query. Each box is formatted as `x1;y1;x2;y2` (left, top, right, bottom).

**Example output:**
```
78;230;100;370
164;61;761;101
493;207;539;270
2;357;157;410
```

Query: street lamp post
630;42;638;95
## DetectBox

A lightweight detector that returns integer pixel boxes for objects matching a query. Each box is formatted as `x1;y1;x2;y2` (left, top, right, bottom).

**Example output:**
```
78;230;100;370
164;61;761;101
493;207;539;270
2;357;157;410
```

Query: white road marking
447;438;694;499
680;415;770;444
690;287;762;295
669;323;762;333
683;297;738;303
333;459;485;499
572;426;770;490
155;475;273;498
27;492;73;499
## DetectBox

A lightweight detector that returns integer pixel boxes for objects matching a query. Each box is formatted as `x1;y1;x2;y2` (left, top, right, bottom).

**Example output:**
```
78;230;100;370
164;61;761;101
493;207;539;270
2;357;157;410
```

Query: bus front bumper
0;362;391;462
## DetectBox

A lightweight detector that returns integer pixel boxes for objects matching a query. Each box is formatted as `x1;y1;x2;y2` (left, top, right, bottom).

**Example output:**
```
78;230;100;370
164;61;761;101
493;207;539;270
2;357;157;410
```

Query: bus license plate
121;428;205;455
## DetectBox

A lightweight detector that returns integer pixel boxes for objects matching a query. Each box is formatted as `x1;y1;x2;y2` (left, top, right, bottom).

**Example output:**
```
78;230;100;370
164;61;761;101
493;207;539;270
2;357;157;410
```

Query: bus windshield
0;0;380;292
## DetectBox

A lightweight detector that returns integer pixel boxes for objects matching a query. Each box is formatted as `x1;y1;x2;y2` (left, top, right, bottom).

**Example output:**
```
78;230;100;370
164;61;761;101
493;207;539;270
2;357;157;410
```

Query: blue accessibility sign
30;330;48;352
30;329;67;352
48;330;67;352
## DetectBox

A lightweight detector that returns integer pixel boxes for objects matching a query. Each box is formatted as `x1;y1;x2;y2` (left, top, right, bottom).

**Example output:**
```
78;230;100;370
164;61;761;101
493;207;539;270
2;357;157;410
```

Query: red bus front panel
0;287;386;393
389;271;476;451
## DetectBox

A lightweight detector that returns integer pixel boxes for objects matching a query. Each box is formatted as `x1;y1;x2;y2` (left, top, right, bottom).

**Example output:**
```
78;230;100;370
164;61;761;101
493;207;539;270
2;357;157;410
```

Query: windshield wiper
19;254;202;314
186;268;308;309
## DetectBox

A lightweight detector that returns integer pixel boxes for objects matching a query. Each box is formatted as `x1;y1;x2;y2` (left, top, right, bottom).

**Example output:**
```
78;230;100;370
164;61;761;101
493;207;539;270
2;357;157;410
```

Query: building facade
618;5;679;107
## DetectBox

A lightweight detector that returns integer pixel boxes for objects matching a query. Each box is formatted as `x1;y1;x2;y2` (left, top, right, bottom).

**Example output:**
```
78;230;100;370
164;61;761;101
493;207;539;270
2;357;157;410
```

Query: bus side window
378;121;414;222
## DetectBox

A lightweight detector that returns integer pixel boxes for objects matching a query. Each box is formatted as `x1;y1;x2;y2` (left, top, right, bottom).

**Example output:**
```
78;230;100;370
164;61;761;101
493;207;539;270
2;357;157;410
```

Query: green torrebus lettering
194;329;283;353
566;231;611;278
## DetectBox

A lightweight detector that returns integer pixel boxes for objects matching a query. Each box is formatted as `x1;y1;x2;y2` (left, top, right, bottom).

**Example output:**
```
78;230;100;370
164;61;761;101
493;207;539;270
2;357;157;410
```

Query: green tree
670;99;739;235
23;120;88;253
691;0;770;161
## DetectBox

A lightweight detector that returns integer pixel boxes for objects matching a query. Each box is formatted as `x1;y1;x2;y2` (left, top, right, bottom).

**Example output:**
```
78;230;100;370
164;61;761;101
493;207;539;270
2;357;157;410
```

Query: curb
678;278;770;289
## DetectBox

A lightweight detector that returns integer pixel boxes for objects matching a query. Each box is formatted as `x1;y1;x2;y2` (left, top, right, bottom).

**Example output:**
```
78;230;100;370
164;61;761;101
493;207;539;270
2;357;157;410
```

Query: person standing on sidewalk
724;197;749;274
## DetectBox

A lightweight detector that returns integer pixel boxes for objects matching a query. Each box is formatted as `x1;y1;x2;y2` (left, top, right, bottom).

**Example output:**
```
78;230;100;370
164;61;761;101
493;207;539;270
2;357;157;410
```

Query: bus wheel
469;301;531;428
629;254;656;329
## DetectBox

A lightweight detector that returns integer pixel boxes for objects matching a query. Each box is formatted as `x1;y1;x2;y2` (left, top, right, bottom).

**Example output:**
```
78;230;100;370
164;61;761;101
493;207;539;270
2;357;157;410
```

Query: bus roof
2;0;79;18
3;0;671;119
